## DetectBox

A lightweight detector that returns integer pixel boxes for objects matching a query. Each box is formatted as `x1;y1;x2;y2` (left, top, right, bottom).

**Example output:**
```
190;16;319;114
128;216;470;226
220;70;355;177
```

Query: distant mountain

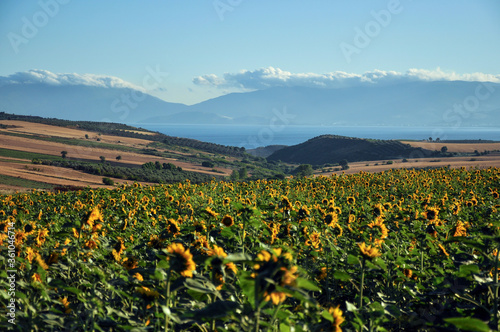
0;83;187;124
1;79;499;127
187;82;500;126
266;135;434;165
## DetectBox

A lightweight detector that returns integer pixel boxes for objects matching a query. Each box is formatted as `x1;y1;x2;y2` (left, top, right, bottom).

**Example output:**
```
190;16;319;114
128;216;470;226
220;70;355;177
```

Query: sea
139;124;500;150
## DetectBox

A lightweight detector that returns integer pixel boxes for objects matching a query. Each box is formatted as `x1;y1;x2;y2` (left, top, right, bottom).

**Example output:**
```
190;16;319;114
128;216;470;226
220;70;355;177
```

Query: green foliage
102;177;114;186
202;161;215;168
34;159;219;184
293;164;313;177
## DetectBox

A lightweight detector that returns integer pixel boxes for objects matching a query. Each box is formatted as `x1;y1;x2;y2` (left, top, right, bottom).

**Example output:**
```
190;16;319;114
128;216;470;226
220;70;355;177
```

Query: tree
230;169;239;181
99;156;106;163
61;151;68;159
339;159;349;170
85;134;89;139
441;146;448;153
238;167;248;179
102;177;114;185
116;155;122;161
293;164;313;177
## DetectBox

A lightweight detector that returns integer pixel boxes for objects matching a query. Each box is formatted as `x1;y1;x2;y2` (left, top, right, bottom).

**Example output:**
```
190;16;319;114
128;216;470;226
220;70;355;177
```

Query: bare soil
401;140;500;153
317;154;500;176
0;121;232;190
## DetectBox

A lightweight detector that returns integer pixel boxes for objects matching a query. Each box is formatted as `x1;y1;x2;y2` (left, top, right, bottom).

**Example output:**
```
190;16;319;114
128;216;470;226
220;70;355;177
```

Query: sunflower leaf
444;317;490;332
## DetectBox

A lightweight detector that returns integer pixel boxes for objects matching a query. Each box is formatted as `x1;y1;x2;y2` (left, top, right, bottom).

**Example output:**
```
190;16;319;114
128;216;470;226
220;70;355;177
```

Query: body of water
139;124;500;149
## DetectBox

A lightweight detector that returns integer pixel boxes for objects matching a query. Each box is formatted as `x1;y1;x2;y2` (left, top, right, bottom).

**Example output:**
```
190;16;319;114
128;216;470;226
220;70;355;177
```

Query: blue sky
1;0;499;105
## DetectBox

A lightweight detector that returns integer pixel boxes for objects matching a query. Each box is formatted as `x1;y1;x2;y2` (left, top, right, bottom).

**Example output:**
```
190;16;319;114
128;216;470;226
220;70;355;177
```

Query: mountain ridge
1;79;499;127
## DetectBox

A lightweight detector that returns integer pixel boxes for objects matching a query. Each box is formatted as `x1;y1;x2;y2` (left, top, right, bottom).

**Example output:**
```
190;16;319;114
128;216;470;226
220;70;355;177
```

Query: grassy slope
0;173;54;189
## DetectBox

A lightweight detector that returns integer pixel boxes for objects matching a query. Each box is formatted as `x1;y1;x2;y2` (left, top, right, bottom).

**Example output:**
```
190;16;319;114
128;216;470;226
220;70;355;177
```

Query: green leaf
239;273;256;308
224;252;253;263
347;254;361;265
186;300;240;321
346;301;358;312
157;259;169;269
153;268;167;281
459;264;480;277
333;271;351;281
444;237;487;252
280;322;291;332
444;317;490;332
220;226;235;239
296;277;320;291
63;286;82;296
373;257;387;270
322;308;333;322
184;278;217;294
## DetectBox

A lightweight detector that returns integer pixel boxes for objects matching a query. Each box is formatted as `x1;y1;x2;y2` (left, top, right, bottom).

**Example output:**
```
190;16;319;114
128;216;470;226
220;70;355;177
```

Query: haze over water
141;124;500;149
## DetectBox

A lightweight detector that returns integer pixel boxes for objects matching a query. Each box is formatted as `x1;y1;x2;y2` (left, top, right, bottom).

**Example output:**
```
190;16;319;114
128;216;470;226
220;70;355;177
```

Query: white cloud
0;69;145;91
193;67;500;90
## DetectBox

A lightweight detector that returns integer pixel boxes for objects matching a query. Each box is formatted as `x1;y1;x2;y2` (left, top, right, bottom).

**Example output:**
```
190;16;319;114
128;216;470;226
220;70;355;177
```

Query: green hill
267;135;434;165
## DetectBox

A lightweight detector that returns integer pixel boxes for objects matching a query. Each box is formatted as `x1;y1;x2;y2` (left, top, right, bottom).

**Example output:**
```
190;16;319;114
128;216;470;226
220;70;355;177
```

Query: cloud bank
0;69;144;91
193;67;500;90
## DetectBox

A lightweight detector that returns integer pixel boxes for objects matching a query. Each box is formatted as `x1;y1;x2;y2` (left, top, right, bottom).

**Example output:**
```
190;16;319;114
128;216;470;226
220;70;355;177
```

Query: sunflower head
122;256;139;270
253;248;297;305
324;212;338;227
424;207;440;222
358;242;381;259
221;215;234;227
166;243;196;278
372;204;384;217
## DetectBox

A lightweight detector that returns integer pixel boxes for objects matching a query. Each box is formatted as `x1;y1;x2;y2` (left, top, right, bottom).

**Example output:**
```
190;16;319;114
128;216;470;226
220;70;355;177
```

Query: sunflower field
1;167;500;331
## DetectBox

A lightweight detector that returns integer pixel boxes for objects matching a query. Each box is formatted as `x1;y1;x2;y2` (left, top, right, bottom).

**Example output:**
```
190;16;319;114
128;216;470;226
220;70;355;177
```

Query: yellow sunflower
328;305;345;332
166;243;196;278
253;248;297;305
358;242;381;259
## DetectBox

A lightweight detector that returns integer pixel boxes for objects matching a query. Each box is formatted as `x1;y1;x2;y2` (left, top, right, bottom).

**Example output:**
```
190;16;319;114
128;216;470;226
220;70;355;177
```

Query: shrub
202;161;215;168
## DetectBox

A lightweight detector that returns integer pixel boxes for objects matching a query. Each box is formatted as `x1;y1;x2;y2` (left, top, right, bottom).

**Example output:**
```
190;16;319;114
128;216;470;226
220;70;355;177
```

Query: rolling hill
266;135;434;165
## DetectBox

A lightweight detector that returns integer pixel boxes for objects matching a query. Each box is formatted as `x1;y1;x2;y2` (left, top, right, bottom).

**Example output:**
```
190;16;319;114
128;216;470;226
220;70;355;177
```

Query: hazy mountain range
1;74;499;127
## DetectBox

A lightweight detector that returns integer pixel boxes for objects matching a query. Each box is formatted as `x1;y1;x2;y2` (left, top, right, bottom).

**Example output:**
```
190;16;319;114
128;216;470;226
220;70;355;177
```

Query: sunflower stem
359;258;366;308
420;246;424;274
210;267;217;331
271;303;281;331
165;267;172;332
493;247;500;330
254;277;261;332
254;306;261;332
